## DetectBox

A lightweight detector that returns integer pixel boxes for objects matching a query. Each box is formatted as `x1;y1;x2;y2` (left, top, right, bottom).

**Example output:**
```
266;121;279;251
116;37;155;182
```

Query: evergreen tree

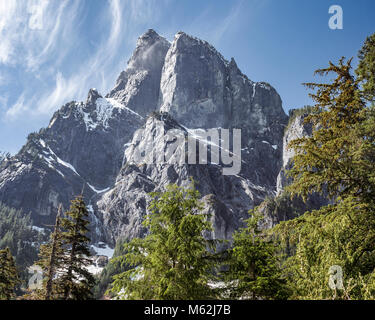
357;32;375;102
58;196;96;300
224;212;290;300
275;200;375;299
288;57;368;201
93;237;129;299
110;183;218;300
0;248;20;300
36;204;65;300
275;42;375;299
0;203;39;285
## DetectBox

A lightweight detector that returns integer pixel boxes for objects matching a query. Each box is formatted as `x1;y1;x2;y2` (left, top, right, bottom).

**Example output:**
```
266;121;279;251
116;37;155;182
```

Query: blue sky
0;0;374;154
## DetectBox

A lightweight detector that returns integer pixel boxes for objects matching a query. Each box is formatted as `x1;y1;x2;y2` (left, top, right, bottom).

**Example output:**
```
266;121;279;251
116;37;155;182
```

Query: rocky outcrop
160;32;287;186
0;89;144;244
97;113;272;245
276;112;312;194
108;29;171;117
0;29;289;248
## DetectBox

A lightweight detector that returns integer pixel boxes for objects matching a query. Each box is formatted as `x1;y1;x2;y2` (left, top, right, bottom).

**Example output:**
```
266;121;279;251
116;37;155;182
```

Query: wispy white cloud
25;1;73;71
0;1;18;64
5;94;26;119
0;0;69;67
32;0;166;116
1;0;83;118
211;0;244;43
27;0;49;30
185;0;269;47
3;0;169;120
33;0;125;115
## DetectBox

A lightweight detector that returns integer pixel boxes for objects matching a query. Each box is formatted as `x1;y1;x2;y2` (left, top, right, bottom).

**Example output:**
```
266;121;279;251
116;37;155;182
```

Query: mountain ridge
0;29;291;248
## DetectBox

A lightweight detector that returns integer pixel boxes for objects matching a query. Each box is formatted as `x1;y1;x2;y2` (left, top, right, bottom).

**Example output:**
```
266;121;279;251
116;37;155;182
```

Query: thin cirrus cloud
3;0;166;120
0;0;77;68
2;0;246;121
183;0;266;46
0;1;18;64
2;0;83;118
210;0;245;44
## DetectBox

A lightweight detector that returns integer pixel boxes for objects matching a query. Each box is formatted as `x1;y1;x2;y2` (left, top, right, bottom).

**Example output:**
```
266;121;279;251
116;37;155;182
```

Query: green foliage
93;238;129;299
223;211;291;300
36;205;65;300
285;105;315;133
0;247;20;300
357;32;375;103
34;197;96;300
110;183;219;300
274;198;375;299
273;36;375;299
0;203;40;284
57;196;96;300
287;57;368;202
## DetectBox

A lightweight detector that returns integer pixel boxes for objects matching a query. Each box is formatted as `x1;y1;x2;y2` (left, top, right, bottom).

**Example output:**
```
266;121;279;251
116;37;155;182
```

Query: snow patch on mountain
39;139;80;176
79;98;143;132
91;243;114;258
87;183;110;194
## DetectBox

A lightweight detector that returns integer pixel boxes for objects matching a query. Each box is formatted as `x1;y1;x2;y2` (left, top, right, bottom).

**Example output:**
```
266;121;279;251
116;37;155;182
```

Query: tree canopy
110;183;219;300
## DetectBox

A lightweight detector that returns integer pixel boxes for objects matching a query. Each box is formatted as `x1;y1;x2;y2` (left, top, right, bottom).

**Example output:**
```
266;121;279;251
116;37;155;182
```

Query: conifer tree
110;183;218;300
357;32;375;102
36;204;65;300
0;247;20;300
58;196;96;300
224;212;290;300
288;57;368;201
275;44;375;299
0;204;39;282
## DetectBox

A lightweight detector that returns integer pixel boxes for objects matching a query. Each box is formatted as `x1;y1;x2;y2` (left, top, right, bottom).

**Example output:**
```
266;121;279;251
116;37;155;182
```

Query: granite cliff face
97;112;274;245
0;30;289;248
108;29;171;117
260;111;328;229
276;112;312;194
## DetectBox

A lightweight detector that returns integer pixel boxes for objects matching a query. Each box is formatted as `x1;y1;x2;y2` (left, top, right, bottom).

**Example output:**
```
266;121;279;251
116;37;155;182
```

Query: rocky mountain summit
0;29;302;250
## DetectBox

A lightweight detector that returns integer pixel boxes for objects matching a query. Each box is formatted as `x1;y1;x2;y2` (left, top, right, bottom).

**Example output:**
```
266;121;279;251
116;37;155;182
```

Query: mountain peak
86;88;102;105
136;29;168;49
174;31;197;43
140;28;160;39
0;29;293;258
229;57;238;68
172;31;228;65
